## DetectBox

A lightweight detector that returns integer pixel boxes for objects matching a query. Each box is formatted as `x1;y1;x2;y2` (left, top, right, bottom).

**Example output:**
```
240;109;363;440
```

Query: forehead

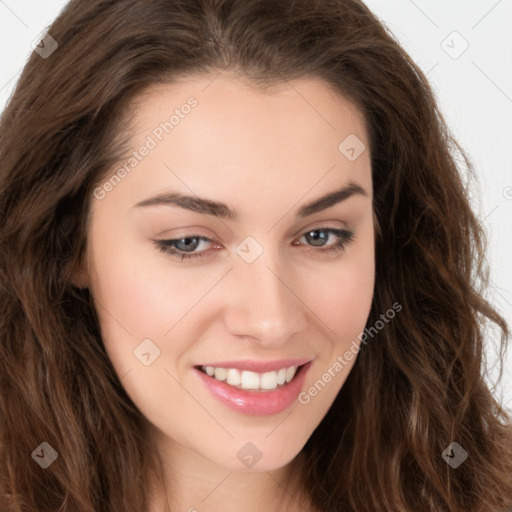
129;72;368;153
98;72;372;213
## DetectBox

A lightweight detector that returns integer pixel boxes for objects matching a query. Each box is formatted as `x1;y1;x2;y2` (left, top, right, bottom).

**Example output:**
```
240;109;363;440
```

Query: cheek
296;248;374;412
87;232;204;338
311;237;375;345
86;239;204;417
85;229;194;381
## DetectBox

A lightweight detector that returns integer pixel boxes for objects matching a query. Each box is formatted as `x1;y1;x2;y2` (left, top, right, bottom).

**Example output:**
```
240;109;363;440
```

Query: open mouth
195;363;307;392
194;360;313;416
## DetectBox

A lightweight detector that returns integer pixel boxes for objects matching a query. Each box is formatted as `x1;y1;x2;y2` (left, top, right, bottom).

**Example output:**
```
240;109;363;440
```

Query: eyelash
154;227;355;262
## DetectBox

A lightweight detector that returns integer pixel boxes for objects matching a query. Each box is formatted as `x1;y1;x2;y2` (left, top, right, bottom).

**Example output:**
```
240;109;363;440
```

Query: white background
1;0;511;411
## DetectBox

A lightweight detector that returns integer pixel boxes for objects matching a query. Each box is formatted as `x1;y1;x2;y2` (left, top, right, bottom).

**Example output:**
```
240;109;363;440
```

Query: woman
1;0;511;511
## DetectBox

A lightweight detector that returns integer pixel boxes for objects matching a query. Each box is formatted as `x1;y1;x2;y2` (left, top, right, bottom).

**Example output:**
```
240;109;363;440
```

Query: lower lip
194;362;312;416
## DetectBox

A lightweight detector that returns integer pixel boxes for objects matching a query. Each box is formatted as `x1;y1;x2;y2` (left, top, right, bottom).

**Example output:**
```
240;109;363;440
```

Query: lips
194;360;312;416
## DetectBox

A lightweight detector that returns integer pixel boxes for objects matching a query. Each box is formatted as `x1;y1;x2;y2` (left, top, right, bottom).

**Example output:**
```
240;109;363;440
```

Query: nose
221;252;307;348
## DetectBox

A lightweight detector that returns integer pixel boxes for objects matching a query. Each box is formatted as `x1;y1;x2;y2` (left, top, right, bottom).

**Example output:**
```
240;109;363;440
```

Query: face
81;72;375;474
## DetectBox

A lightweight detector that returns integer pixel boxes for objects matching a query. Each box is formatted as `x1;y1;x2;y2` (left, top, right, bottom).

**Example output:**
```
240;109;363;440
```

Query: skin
75;71;375;511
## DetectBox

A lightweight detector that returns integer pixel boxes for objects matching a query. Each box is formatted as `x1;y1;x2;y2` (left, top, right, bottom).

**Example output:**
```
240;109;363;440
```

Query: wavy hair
1;0;511;510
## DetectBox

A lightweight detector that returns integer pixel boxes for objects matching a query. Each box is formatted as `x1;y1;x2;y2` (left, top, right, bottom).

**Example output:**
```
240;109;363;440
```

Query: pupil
176;237;199;252
307;230;327;246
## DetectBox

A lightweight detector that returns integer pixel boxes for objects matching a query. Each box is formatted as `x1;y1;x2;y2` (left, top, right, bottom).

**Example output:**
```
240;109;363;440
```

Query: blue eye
155;228;355;262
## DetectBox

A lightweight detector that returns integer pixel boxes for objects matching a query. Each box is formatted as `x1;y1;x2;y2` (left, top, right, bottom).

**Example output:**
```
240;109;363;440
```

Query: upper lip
195;358;312;373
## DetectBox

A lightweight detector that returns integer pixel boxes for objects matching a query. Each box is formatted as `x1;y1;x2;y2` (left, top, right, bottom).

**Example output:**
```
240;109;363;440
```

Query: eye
294;228;355;258
155;235;215;261
154;227;355;262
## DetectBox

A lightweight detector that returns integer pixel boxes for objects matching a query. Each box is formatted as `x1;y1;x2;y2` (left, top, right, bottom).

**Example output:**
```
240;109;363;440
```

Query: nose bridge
223;248;306;344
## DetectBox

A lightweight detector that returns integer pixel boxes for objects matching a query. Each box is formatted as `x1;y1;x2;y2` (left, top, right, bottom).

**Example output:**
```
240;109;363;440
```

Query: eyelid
154;224;355;262
159;220;348;242
290;219;349;238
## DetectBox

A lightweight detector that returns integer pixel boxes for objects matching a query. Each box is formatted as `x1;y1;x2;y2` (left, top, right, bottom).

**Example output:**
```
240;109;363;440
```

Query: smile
199;365;298;391
194;360;313;416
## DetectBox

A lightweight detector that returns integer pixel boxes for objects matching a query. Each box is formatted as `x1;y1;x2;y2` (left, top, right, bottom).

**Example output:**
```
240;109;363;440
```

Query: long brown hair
1;1;511;510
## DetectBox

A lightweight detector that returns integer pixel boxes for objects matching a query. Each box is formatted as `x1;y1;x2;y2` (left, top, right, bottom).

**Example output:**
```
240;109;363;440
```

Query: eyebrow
133;181;368;220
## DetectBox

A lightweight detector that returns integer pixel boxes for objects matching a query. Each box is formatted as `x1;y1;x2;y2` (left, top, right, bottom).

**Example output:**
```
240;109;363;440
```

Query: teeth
200;365;299;391
261;371;278;390
226;368;241;386
241;371;260;389
214;367;227;381
286;366;297;382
